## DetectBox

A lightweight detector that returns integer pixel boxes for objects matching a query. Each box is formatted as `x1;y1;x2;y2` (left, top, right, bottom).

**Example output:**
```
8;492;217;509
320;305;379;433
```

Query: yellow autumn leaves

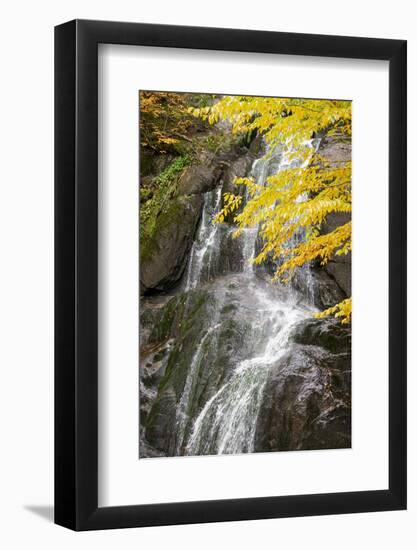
192;96;352;323
316;298;352;325
191;96;351;147
141;92;195;152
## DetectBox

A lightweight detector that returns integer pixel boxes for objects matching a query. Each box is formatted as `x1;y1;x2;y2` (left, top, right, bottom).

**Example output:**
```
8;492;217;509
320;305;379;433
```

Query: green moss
139;156;190;260
148;296;182;342
140;155;191;261
140;188;153;202
153;290;212;395
155;155;190;188
141;196;190;263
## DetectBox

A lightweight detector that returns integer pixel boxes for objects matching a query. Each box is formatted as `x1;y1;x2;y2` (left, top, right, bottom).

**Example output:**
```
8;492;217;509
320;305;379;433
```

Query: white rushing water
177;139;319;456
175;322;222;453
185;186;223;290
185;300;307;455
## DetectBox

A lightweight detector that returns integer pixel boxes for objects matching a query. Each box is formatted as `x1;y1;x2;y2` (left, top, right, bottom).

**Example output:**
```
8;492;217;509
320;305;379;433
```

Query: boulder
321;211;351;296
316;134;352;296
317;134;351;165
176;164;219;196
176;142;254;199
140;194;203;293
254;318;351;452
291;317;351;354
290;265;346;309
222;155;254;195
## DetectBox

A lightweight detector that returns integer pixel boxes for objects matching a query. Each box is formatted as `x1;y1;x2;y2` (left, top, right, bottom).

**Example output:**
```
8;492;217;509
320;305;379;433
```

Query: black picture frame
55;19;407;531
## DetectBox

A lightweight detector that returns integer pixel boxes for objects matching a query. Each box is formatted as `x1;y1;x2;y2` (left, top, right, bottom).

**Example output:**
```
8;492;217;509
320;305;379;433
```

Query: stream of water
171;140;319;455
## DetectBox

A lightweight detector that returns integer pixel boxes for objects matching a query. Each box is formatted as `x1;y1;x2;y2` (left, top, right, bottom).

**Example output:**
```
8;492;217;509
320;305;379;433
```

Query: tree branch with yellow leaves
192;96;352;323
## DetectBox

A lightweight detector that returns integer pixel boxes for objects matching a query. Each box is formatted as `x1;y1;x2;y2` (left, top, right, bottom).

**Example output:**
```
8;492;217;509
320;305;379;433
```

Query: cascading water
139;132;353;459
168;140;320;456
184;186;223;290
185;302;307;455
174;321;222;453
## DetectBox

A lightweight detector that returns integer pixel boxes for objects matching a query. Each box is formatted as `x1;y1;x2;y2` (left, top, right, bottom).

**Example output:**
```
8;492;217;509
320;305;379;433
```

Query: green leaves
140;155;190;249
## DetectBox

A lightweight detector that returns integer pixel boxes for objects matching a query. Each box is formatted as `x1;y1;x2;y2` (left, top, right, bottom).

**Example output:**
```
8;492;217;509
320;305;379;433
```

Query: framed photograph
55;19;406;530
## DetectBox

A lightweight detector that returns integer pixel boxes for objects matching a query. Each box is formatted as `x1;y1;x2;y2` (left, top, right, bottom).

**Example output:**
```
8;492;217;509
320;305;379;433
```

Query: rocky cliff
140;138;261;295
139;130;351;458
316;134;352;296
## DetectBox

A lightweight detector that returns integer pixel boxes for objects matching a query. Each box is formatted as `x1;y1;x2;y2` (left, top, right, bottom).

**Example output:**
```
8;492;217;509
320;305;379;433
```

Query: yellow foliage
140;91;195;152
197;95;352;322
192;96;351;150
315;298;352;324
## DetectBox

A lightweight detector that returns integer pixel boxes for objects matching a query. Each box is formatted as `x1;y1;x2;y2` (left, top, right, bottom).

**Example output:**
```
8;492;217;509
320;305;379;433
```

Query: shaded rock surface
316;134;352;296
140;194;203;293
321;210;351;296
255;318;351;452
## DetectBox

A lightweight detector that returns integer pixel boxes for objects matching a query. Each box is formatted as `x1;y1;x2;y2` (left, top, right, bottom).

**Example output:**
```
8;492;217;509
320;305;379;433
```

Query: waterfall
174;322;222;454
171;139;319;456
185;186;223;290
185;305;306;455
140;136;334;457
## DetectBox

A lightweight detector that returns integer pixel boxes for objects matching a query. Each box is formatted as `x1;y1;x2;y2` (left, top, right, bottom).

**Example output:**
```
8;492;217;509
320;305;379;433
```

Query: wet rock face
253;252;346;311
140;276;351;458
291;317;351;353
255;318;351;452
140;194;203;294
188;225;250;285
140;338;174;423
291;266;346;310
140;132;352;459
140;277;262;456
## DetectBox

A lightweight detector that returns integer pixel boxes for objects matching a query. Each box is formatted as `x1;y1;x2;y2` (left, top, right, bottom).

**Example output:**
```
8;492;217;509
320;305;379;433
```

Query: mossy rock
140;194;203;293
